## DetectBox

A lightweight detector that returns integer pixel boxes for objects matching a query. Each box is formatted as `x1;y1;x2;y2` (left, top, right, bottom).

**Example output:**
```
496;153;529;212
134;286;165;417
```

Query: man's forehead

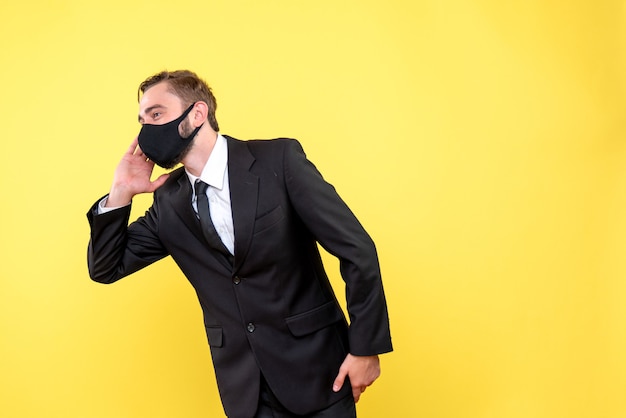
139;82;179;107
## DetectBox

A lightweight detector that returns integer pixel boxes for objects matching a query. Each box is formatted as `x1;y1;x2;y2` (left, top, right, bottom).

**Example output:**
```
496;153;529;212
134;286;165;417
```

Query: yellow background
1;1;625;417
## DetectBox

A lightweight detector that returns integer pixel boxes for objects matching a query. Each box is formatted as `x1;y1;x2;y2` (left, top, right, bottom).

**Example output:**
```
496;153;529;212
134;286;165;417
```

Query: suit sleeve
86;194;168;284
282;139;393;356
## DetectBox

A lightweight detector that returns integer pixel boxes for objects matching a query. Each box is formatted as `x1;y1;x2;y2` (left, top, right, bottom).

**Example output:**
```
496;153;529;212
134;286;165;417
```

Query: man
87;70;392;418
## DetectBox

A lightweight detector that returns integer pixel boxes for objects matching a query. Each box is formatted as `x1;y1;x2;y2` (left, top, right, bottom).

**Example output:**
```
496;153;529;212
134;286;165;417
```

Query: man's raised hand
105;138;170;207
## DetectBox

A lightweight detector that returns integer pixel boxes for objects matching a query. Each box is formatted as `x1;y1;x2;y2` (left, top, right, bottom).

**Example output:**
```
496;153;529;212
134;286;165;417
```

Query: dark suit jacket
87;136;392;418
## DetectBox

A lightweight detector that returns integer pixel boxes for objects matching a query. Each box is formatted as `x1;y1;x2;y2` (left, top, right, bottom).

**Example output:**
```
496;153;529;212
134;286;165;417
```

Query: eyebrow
138;104;165;122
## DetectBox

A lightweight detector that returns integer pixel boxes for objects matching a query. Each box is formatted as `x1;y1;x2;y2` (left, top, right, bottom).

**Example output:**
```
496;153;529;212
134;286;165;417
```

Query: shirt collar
186;133;228;191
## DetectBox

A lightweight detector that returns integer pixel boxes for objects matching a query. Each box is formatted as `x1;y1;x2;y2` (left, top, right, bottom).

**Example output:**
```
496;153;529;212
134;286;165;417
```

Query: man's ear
192;101;209;127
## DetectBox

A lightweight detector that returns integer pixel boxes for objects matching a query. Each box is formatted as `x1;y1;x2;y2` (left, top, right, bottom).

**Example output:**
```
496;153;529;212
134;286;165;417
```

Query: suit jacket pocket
253;205;284;235
205;326;223;347
285;301;344;337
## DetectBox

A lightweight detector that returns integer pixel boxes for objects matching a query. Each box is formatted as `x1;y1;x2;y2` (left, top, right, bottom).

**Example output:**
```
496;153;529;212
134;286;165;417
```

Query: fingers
334;366;369;403
353;388;361;403
332;374;345;393
354;387;365;403
126;137;149;161
126;137;139;154
334;354;381;403
122;138;153;167
149;173;170;191
352;385;369;403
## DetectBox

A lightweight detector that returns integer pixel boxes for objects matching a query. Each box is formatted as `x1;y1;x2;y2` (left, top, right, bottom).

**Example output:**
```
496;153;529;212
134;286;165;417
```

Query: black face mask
137;103;203;169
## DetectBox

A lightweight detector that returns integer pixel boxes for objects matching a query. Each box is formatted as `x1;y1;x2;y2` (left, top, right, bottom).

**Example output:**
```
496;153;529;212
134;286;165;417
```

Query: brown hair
138;70;219;131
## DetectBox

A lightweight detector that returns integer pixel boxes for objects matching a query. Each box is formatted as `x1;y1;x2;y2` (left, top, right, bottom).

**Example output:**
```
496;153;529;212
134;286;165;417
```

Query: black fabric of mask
138;103;202;168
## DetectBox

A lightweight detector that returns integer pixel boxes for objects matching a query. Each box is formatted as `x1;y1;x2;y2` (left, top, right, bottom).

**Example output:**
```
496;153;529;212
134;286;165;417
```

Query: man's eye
152;112;161;119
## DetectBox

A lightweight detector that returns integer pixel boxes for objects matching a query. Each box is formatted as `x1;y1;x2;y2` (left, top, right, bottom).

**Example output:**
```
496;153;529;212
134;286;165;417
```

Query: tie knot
195;180;208;195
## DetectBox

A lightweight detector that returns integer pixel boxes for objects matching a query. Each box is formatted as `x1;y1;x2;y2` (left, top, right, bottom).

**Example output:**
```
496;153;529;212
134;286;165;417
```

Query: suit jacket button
247;323;255;333
233;276;241;285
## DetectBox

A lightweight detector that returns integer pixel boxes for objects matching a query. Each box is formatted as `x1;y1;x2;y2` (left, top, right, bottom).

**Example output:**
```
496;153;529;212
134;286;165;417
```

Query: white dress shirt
186;134;234;255
98;134;235;255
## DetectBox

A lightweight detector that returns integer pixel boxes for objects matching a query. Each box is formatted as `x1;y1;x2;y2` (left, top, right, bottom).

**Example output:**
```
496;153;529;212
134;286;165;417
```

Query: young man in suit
87;70;392;418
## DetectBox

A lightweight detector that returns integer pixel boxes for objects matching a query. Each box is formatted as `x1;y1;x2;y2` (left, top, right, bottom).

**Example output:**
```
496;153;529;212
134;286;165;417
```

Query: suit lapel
169;169;234;270
169;170;206;245
225;136;259;272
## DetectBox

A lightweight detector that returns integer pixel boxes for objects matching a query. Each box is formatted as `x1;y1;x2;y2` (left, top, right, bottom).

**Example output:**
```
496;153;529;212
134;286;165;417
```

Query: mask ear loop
181;102;204;140
181;102;197;118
